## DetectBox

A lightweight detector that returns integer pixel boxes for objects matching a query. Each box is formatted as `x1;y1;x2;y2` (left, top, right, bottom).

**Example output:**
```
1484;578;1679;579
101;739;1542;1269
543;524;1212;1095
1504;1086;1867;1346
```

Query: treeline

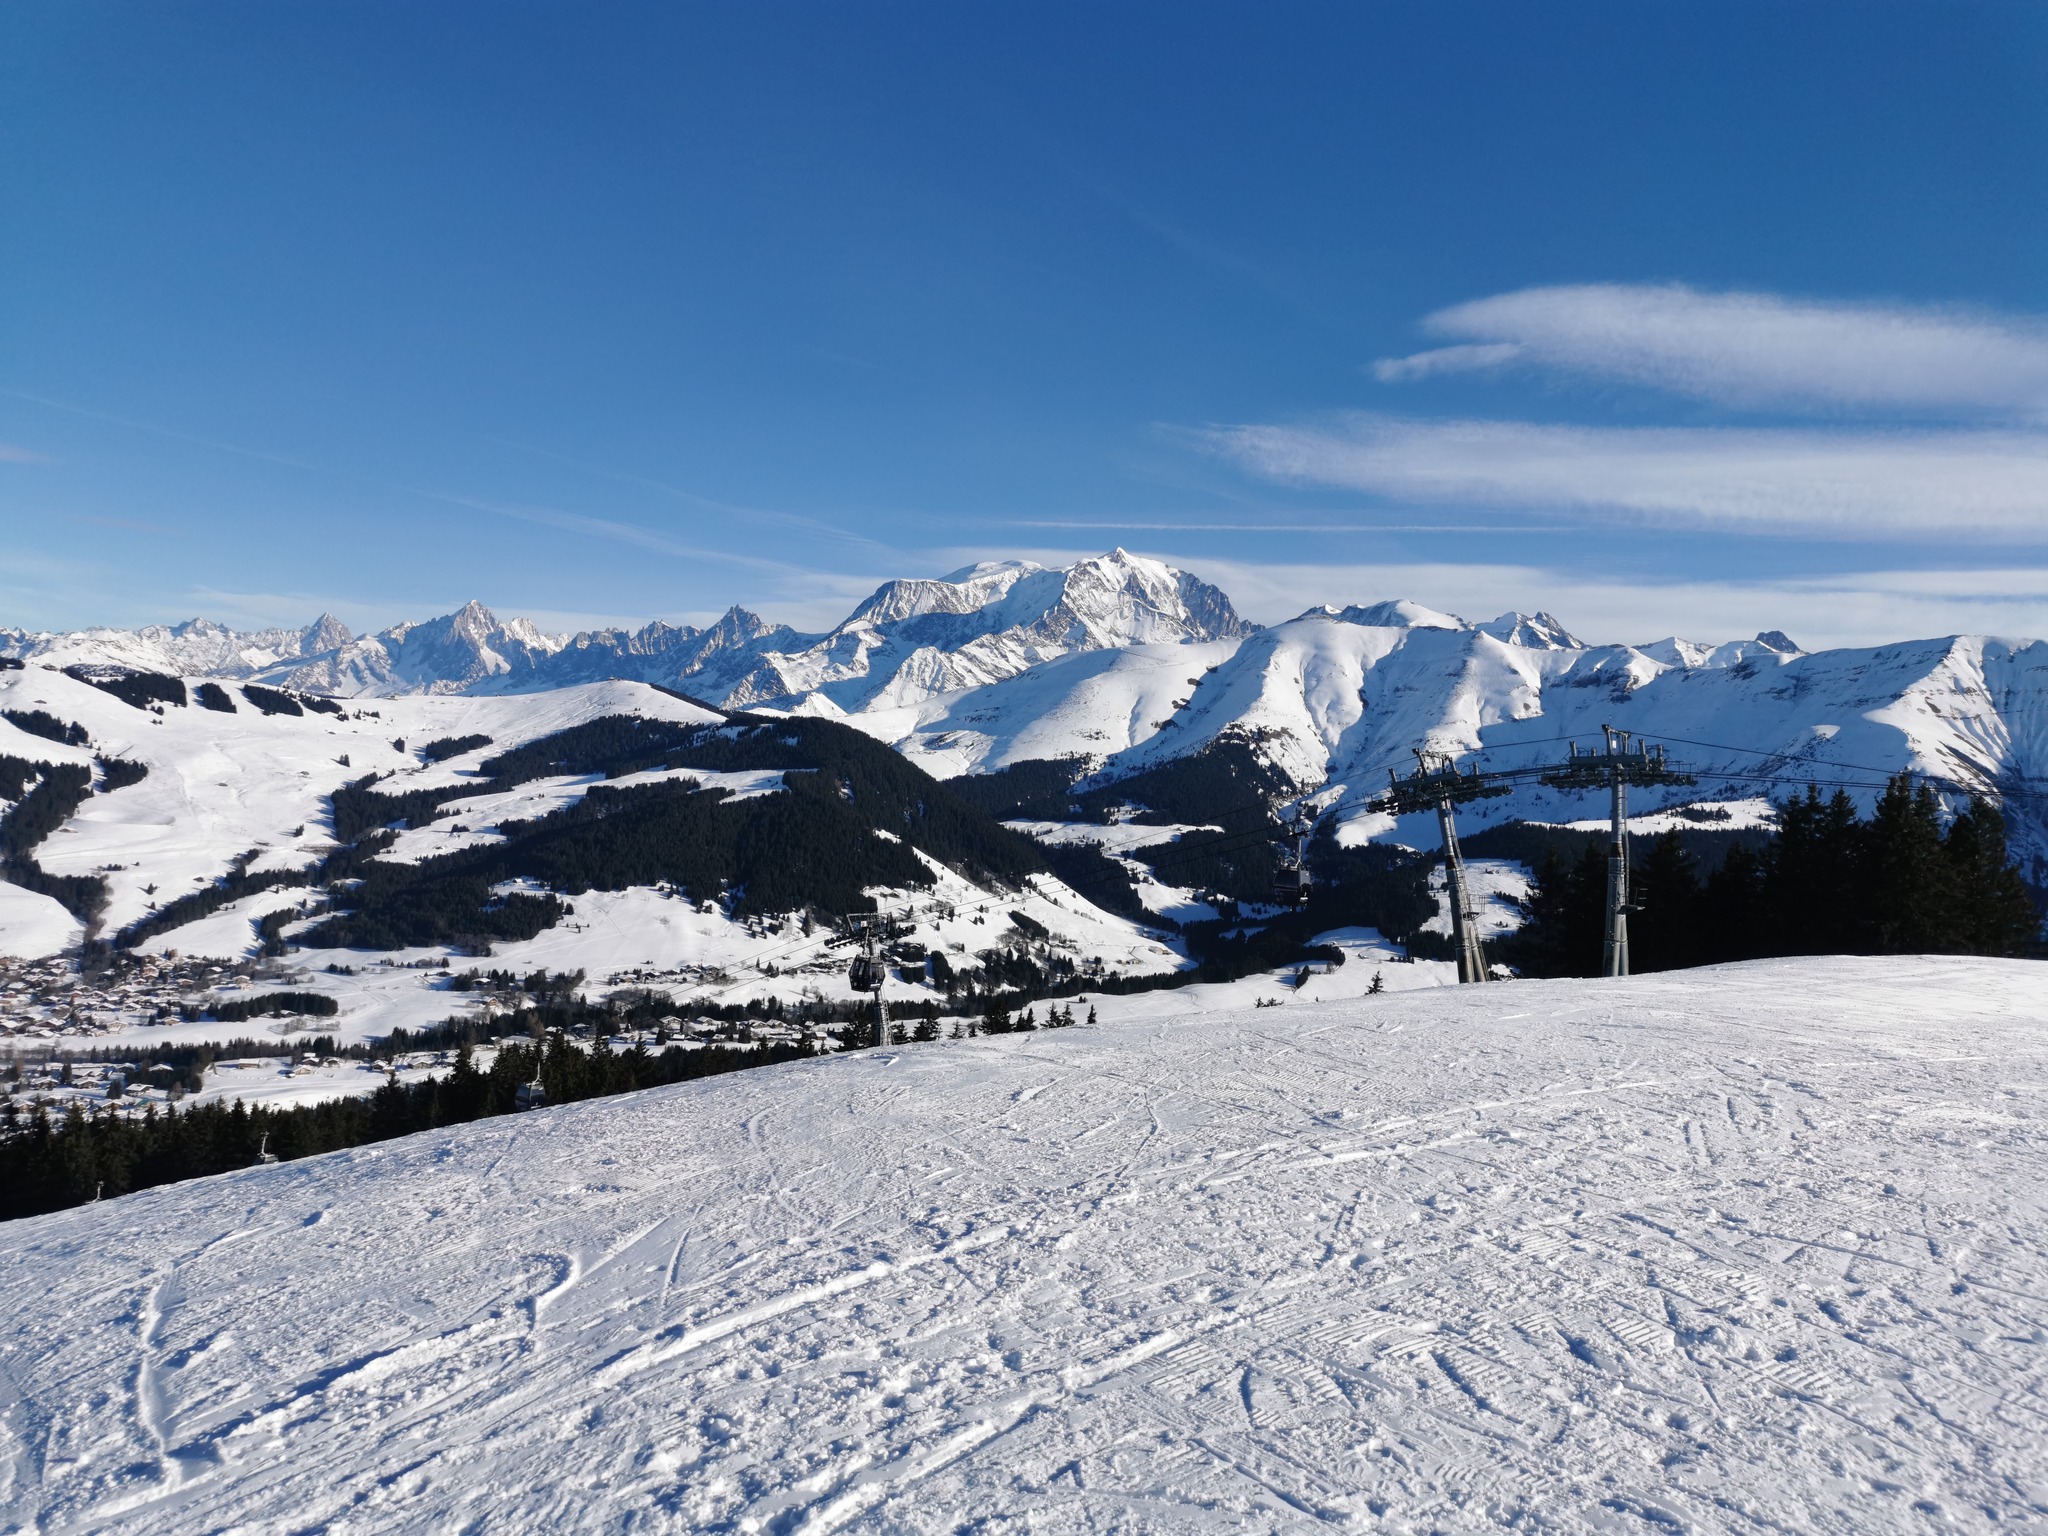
209;990;339;1023
1507;776;2040;976
96;756;148;791
0;1032;815;1222
65;666;186;710
241;684;345;718
2;708;89;747
418;732;493;762
0;760;102;920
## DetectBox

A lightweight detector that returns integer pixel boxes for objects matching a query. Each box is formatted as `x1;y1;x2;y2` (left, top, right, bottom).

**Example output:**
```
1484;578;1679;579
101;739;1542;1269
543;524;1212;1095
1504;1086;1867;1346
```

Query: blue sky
5;1;2047;648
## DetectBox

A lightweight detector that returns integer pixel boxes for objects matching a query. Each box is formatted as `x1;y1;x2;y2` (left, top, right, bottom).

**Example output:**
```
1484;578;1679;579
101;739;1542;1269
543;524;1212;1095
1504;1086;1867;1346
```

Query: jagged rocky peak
703;604;788;645
301;613;353;652
1021;548;1254;647
1754;630;1802;656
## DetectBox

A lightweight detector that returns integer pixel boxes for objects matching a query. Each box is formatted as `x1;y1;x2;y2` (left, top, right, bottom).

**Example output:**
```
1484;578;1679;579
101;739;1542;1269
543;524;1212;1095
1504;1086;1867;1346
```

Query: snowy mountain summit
723;549;1255;713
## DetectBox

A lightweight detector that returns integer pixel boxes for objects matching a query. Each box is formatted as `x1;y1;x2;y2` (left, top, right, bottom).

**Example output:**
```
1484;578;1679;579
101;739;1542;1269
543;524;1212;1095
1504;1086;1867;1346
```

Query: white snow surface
5;956;2045;1534
0;881;83;958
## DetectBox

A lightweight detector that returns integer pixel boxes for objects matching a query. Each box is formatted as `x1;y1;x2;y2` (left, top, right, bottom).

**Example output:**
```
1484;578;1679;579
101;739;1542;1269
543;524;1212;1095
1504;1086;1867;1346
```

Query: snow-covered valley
2;956;2043;1533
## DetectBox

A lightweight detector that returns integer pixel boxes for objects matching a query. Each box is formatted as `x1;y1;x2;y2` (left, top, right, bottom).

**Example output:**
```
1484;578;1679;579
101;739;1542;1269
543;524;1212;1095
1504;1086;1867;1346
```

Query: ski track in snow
2;956;2046;1533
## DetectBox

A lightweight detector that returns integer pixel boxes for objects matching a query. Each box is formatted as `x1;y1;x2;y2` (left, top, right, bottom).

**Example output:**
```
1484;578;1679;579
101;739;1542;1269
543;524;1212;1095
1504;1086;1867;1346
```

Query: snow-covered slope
939;607;2046;872
857;639;1243;776
720;549;1253;713
0;666;727;943
0;614;352;681
3;956;2043;1533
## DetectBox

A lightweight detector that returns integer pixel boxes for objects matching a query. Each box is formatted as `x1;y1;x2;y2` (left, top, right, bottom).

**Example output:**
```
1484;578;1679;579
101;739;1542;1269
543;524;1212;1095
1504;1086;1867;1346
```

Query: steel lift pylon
1373;751;1511;984
1538;726;1695;978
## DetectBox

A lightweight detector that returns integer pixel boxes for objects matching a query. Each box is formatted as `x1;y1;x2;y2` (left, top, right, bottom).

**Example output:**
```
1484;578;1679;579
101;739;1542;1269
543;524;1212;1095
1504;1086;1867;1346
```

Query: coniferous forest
0;1031;815;1222
1504;775;2040;976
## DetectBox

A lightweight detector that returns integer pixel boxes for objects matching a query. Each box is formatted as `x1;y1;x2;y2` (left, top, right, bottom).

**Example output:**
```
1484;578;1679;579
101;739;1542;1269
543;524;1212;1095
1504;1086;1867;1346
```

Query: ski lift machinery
1271;806;1316;908
515;1061;547;1111
832;914;893;1047
1370;750;1511;984
1537;726;1694;978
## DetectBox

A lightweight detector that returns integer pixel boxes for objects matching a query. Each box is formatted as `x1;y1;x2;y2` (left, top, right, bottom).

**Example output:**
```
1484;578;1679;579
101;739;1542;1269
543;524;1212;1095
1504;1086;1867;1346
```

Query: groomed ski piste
3;956;2043;1534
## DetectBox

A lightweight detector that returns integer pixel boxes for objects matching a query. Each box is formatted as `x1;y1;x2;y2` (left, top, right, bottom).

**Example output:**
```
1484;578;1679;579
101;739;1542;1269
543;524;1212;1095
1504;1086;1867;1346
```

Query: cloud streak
1208;414;2048;539
1373;284;2048;418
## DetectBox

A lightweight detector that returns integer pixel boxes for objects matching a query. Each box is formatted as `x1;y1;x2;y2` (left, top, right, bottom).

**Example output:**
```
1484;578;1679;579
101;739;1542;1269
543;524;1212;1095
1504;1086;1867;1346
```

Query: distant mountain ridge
1;549;1254;708
9;548;2047;889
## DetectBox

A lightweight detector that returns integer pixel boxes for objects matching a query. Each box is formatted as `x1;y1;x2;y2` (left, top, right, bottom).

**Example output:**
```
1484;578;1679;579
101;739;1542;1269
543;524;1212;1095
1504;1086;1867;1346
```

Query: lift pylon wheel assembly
1372;750;1511;985
1538;726;1695;978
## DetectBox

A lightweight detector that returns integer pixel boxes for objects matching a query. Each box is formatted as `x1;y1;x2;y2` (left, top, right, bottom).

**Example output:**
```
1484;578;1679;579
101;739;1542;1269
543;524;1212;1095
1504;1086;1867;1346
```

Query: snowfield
3;956;2044;1533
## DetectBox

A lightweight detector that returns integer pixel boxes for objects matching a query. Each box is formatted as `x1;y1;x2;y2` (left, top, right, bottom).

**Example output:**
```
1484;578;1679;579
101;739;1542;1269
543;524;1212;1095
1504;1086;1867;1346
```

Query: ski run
3;955;2044;1533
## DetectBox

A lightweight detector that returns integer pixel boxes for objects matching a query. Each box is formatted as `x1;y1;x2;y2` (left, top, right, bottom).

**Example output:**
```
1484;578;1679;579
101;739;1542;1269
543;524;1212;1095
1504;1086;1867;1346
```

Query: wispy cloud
1207;414;2048;539
1001;517;1578;534
0;442;49;463
1372;284;2048;418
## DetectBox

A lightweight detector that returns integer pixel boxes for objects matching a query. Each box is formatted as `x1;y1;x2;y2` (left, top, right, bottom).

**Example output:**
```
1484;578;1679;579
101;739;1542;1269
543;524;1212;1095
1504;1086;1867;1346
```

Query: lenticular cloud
1374;283;2048;419
1208;414;2048;539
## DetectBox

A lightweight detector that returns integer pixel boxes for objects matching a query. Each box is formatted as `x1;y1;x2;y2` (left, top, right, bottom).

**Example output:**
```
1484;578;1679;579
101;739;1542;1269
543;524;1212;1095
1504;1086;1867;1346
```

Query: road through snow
2;956;2045;1533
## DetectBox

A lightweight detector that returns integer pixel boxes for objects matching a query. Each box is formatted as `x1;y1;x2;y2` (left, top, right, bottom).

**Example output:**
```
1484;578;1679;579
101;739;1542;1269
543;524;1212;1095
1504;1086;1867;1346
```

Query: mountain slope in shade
3;957;2042;1532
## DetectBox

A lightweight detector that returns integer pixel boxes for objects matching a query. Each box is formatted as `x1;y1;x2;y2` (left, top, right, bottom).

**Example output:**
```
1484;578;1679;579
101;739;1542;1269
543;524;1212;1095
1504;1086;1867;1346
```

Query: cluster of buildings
0;952;275;1040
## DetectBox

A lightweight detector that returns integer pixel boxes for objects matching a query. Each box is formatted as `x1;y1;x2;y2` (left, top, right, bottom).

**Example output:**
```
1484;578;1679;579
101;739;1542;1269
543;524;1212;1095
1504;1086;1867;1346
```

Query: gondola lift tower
1538;726;1694;977
1372;750;1510;984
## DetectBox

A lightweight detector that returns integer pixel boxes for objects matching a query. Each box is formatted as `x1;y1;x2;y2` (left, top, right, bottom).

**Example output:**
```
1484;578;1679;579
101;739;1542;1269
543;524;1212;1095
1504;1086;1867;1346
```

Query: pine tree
1862;775;1957;953
1632;831;1702;973
1942;797;2040;955
1764;786;1866;953
1502;845;1608;977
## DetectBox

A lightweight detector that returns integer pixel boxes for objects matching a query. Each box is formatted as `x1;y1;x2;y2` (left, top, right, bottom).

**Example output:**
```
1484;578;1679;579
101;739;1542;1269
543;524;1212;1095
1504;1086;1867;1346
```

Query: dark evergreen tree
1861;775;1957;953
1941;797;2040;955
1501;845;1607;977
1630;831;1702;973
1765;787;1865;954
1701;841;1767;962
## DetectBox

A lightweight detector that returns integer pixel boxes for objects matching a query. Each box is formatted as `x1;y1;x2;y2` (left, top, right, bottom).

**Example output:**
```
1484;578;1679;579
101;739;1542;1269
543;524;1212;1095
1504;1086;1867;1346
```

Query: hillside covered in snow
2;956;2043;1533
11;549;2046;886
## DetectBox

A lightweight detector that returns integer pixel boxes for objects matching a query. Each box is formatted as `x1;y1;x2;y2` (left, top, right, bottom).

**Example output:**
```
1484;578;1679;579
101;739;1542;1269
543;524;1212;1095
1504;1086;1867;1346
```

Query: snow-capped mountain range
1;550;1250;708
9;547;2047;875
